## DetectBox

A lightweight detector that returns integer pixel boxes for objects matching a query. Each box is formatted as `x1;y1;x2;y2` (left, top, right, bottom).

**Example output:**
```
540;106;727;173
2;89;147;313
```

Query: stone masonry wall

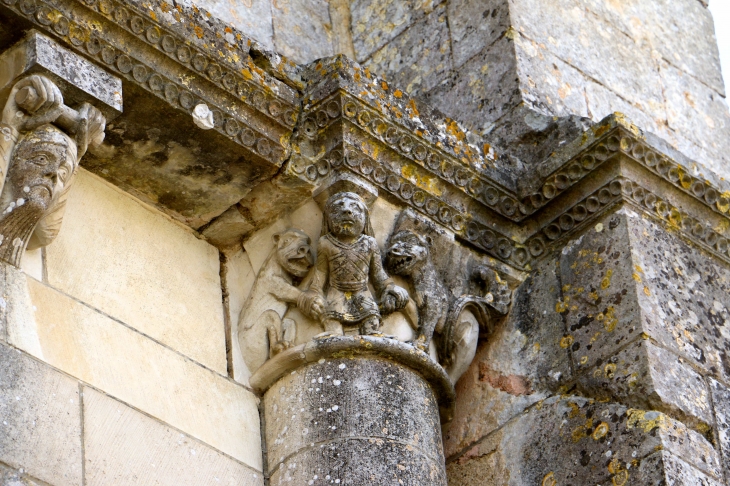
445;205;730;484
0;169;263;486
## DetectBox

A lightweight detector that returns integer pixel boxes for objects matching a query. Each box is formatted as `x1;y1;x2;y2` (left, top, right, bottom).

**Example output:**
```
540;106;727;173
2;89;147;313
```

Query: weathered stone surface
585;78;664;134
272;0;334;64
447;0;510;68
421;35;520;133
579;338;713;428
7;277;262;469
444;256;569;457
188;0;275;51
626;210;730;385
0;342;82;486
224;249;256;384
660;60;730;175
559;211;643;374
45;170;227;374
637;451;724;486
83;387;263;486
708;378;730;480
447;397;722;485
365;4;452;96
264;354;446;485
350;0;442;62
0;461;48;486
514;33;589;119
583;0;725;95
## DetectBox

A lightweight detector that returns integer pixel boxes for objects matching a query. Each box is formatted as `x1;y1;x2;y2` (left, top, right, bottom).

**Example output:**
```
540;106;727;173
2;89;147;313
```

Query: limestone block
225;249;256;384
626;210;730;385
510;0;665;120
558;211;643;374
83;387;263;486
583;0;725;95
19;249;42;283
708;377;730;480
585;79;664;134
8;278;262;470
272;0;334;64
514;33;589;118
0;461;47;486
579;339;713;429
447;0;510;68
0;342;82;486
184;0;274;51
660;60;730;176
447;397;721;485
444;257;570;457
421;35;520;133
45;170;227;374
365;4;452;96
350;0;441;62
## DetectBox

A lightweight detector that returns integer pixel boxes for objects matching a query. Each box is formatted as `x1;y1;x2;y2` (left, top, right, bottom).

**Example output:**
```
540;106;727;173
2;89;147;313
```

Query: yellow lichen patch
572;425;588;442
407;99;420;117
542;472;556;486
601;269;614;290
592;421;609;440
562;284;572;292
394;89;403;98
612;470;629;486
555;298;570;313
604;363;617;378
532;342;541;354
194;25;204;39
381;81;389;90
580;356;588;365
560;335;574;349
445;119;467;142
643;286;651;296
626;409;666;433
632;272;642;283
567;401;581;418
597;306;618;332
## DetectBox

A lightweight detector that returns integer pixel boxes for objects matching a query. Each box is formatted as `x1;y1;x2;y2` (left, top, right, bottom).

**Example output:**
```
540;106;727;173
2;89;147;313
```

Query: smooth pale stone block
0;342;82;486
19;248;43;282
370;197;401;248
83;387;263;486
225;250;256;384
9;278;262;470
44;170;226;374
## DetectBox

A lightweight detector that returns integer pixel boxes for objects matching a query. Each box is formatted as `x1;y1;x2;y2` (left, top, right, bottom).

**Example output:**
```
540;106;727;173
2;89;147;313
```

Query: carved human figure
0;75;105;266
238;228;314;374
299;192;409;336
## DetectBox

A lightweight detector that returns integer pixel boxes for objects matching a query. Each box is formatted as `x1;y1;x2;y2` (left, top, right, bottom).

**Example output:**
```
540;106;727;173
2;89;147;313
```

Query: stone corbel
0;31;117;266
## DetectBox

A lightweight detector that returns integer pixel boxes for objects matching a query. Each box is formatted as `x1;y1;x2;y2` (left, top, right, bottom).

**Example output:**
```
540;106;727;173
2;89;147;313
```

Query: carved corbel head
0;75;106;267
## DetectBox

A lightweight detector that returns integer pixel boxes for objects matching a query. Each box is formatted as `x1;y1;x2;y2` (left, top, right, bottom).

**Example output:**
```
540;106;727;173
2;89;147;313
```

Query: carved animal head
272;228;314;278
385;230;432;277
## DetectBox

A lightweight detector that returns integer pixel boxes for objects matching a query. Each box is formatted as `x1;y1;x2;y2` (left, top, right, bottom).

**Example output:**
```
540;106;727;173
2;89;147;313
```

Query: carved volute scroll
0;75;106;267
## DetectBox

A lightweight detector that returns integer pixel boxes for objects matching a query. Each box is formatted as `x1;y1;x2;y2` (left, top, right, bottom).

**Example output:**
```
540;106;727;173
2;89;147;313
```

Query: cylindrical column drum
251;336;455;486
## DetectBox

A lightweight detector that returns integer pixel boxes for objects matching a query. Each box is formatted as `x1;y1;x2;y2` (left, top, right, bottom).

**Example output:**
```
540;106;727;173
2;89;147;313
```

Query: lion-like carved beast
385;229;509;384
238;228;314;375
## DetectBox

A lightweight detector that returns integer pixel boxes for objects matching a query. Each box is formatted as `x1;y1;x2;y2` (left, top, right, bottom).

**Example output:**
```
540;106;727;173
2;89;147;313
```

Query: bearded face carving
0;75;105;267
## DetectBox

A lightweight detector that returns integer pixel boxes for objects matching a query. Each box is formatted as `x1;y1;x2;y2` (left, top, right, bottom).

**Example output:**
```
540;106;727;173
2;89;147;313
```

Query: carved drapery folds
0;75;105;266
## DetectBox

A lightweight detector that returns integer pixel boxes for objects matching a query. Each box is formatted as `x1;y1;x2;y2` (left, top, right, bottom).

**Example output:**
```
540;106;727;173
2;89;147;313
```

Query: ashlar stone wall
0;169;263;486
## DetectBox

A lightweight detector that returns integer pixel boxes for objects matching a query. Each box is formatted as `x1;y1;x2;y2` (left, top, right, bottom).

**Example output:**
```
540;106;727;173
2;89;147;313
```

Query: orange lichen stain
149;10;157;20
592;421;609;440
445;119;467;142
381;81;389;90
394;89;403;98
593;124;611;138
542;472;556;486
176;4;183;12
241;68;253;80
567;401;581;418
559;335;574;349
194;25;204;39
407;99;419;117
401;166;442;195
160;1;170;12
601;269;614;290
643;286;651;296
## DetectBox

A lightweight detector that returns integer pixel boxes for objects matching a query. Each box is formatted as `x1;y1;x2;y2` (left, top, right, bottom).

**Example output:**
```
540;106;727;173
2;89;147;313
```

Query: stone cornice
2;2;728;270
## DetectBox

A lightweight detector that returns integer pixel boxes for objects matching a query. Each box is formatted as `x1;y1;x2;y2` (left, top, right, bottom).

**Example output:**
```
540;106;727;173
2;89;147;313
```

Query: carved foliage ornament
0;75;106;266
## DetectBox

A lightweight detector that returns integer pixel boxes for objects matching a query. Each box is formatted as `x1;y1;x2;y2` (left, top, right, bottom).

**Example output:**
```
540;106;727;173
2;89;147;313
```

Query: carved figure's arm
370;240;409;313
299;239;328;320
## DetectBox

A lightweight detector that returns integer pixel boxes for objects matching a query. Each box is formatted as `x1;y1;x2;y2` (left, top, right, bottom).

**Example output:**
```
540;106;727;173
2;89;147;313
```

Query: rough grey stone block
447;0;510;68
637;451;724;486
189;0;275;52
273;0;334;64
579;339;713;429
709;377;730;480
351;0;443;62
365;4;452;96
420;35;520;133
0;461;48;486
0;343;82;486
